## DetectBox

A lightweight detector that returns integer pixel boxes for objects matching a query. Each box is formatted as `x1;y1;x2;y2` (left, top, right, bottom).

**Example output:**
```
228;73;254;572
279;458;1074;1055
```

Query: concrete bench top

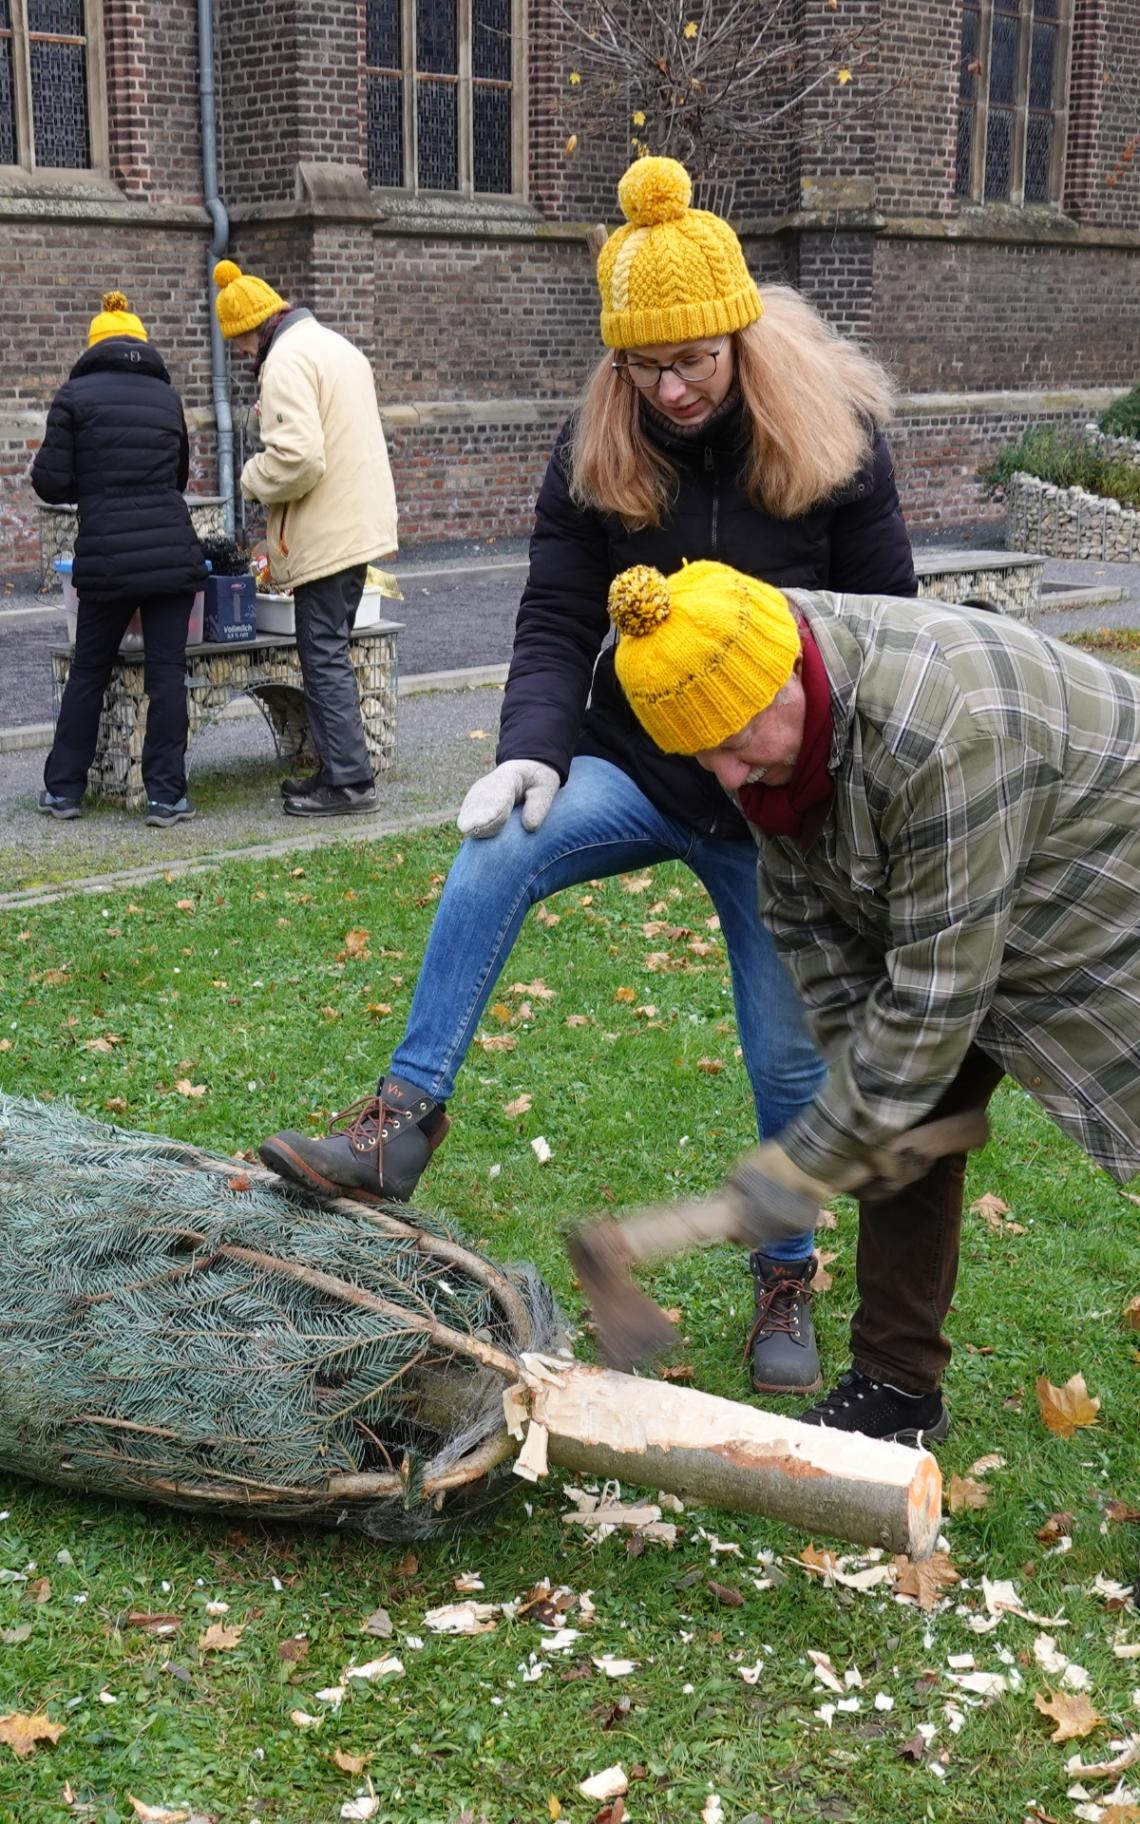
912;548;1044;575
49;621;405;661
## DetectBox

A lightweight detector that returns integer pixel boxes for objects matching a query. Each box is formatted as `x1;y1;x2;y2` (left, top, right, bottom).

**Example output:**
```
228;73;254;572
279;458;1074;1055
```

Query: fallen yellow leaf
1033;1687;1102;1742
198;1622;245;1652
333;1749;371;1775
564;133;578;153
503;1094;533;1119
0;1711;66;1757
949;1474;989;1512
1036;1372;1101;1438
614;987;636;1004
173;1079;207;1099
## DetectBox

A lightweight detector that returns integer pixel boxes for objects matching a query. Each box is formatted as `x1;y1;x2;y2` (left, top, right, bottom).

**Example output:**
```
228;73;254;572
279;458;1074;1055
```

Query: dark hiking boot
283;781;378;817
258;1073;449;1203
145;797;196;828
38;790;83;820
745;1253;822;1394
280;769;323;798
800;1368;949;1447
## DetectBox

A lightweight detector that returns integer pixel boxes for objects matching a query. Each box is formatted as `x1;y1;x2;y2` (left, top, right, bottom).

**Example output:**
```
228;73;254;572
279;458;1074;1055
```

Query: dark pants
850;1045;1007;1395
292;563;372;787
45;592;193;806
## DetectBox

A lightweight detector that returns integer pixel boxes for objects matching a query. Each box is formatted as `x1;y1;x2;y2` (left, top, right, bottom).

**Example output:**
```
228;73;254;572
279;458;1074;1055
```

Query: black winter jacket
31;338;207;603
497;401;918;839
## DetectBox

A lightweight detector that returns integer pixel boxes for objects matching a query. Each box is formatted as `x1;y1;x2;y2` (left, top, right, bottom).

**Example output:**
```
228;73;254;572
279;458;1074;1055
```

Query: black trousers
292;563;373;787
45;592;193;806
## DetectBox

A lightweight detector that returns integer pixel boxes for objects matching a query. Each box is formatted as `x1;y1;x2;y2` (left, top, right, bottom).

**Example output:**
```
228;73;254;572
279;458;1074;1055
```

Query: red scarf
738;621;834;847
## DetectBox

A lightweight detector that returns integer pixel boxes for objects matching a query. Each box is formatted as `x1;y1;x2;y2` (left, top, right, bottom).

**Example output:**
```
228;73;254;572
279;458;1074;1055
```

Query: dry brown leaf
621;871;653;893
503;1094;533;1119
816;1207;838;1229
949;1475;990;1513
536;905;560;927
506;979;556;1000
477;1034;517;1052
84;1034;123;1052
227;1173;251;1193
125;1612;182;1635
198;1622;245;1652
333;1749;372;1775
706;1579;744;1607
659;1363;694;1382
277;1636;309;1663
969;1452;1006;1476
175;898;195;911
970;1191;1010;1225
1033;1687;1103;1742
1036;1372;1101;1437
393;1551;418;1579
894;1551;960;1610
812;1248;837;1293
1124;1295;1140;1330
799;1543;841;1579
490;1001;512;1023
0;1711;66;1757
613;987;636;1004
1100;1805;1140;1824
1036;1511;1074;1543
1105;1500;1140;1524
173;1079;206;1099
41;968;69;986
128;1801;191;1823
696;1057;725;1075
564;1014;590;1028
26;1576;51;1603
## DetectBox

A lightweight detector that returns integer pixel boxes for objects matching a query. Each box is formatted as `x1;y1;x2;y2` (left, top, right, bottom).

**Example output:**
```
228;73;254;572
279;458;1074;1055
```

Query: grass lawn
1;829;1139;1824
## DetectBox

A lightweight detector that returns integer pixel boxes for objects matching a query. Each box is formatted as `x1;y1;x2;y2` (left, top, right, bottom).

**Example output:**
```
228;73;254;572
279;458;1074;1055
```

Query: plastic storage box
55;558;204;648
255;587;386;635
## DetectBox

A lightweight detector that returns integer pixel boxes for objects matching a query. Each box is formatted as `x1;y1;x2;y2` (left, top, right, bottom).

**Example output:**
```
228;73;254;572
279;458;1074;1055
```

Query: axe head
568;1218;678;1372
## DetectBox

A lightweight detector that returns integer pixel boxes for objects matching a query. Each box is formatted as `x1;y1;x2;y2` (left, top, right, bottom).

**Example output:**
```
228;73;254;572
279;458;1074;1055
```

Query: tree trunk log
522;1360;941;1557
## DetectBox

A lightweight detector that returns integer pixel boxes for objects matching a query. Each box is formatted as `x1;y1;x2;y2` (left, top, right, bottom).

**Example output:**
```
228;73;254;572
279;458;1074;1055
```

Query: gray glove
457;758;561;840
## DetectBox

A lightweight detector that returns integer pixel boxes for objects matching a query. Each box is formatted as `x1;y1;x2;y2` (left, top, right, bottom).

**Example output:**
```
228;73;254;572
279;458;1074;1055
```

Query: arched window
0;0;105;172
365;0;522;196
955;0;1073;205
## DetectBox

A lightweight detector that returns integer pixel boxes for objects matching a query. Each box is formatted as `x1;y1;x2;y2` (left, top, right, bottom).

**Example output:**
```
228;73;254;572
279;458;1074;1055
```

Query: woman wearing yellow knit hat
32;290;206;827
260;156;917;1411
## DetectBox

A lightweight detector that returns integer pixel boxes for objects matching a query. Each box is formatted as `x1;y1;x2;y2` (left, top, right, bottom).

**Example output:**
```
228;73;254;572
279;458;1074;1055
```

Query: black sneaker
283;781;378;817
145;797;196;828
800;1369;949;1447
280;769;323;798
38;789;83;820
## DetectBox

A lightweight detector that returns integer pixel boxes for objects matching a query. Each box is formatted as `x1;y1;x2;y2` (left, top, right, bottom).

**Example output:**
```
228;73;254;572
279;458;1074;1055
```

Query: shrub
199;534;252;576
977;425;1140;509
1098;384;1140;439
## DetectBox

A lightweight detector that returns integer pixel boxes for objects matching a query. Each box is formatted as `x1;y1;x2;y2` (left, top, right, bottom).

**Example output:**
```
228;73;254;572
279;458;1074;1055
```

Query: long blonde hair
567;284;897;528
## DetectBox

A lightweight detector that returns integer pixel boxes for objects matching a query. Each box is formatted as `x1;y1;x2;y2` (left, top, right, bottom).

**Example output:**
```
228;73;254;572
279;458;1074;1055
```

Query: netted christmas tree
0;1095;561;1539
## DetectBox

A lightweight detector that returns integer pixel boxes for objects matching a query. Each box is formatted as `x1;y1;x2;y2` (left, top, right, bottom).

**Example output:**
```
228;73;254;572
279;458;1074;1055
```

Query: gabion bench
49;622;402;811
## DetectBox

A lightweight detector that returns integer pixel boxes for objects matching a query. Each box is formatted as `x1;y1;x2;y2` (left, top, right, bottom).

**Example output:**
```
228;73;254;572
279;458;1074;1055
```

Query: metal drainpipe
197;0;235;537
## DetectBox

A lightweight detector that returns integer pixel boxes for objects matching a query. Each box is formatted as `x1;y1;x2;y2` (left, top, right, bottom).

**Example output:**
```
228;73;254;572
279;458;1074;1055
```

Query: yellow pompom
607;565;672;638
617;155;692;227
101;290;129;312
213;258;242;288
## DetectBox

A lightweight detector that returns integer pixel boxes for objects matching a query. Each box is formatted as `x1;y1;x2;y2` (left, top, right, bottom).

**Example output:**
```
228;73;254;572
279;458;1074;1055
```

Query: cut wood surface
521;1359;941;1557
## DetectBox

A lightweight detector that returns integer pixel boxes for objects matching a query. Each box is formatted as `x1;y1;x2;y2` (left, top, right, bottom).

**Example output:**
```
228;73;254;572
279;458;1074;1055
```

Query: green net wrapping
0;1095;562;1539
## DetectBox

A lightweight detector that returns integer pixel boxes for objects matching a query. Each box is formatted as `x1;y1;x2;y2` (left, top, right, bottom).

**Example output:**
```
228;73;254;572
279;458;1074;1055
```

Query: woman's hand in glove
457;759;561;839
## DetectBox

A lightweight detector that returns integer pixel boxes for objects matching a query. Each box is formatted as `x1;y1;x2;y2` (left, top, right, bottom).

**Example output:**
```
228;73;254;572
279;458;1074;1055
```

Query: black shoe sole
38;802;82;820
257;1135;396;1204
282;798;378;818
891;1409;951;1447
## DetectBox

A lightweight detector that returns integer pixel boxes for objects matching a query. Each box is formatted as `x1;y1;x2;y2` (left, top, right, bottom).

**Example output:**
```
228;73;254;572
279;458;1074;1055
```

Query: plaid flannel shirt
759;591;1140;1187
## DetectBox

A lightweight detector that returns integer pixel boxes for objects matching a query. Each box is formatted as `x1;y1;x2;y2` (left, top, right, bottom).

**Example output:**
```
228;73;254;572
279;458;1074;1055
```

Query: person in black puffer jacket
32;290;207;827
260;157;917;1404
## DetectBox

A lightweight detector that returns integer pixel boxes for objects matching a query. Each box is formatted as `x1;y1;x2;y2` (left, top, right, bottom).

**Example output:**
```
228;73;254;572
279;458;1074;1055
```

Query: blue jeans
390;755;825;1261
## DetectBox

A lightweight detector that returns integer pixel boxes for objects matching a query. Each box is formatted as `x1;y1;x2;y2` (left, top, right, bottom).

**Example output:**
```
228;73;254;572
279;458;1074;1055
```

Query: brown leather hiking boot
745;1253;822;1395
258;1074;449;1203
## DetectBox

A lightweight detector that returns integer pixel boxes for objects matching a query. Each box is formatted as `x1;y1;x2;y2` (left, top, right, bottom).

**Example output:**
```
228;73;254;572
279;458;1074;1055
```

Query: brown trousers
849;1045;1007;1394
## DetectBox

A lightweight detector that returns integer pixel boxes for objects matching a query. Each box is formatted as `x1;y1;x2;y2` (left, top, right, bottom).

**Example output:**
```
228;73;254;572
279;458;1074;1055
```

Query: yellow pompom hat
596;156;764;350
607;560;800;754
212;259;288;340
87;290;148;347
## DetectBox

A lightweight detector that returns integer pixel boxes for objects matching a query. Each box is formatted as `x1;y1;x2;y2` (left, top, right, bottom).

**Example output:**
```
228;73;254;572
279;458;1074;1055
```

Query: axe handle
613;1195;745;1267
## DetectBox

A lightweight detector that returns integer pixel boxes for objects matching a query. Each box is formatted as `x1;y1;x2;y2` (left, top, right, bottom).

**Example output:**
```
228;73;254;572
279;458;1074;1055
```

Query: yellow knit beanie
608;560;800;754
596;157;764;350
212;259;288;340
87;290;148;347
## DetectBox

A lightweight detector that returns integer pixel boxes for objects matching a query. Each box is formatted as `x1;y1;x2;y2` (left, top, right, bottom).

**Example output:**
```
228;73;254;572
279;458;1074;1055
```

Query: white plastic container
255;587;385;636
55;558;204;648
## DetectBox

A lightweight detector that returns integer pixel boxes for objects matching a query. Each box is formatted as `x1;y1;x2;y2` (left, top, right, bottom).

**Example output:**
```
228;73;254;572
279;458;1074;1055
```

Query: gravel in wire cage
0;1095;563;1539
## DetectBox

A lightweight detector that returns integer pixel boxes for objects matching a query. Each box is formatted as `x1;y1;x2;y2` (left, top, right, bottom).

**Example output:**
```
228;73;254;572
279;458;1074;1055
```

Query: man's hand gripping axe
568;1109;991;1372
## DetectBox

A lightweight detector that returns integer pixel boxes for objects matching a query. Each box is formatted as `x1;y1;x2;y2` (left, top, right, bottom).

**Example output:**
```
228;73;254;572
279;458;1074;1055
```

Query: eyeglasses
613;336;728;390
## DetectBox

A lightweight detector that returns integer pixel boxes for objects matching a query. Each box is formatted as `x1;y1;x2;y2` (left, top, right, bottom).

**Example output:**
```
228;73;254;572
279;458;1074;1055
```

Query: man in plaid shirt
605;557;1140;1444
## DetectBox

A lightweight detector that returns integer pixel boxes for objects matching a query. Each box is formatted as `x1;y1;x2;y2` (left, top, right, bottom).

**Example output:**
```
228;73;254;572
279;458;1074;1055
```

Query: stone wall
1006;472;1140;563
